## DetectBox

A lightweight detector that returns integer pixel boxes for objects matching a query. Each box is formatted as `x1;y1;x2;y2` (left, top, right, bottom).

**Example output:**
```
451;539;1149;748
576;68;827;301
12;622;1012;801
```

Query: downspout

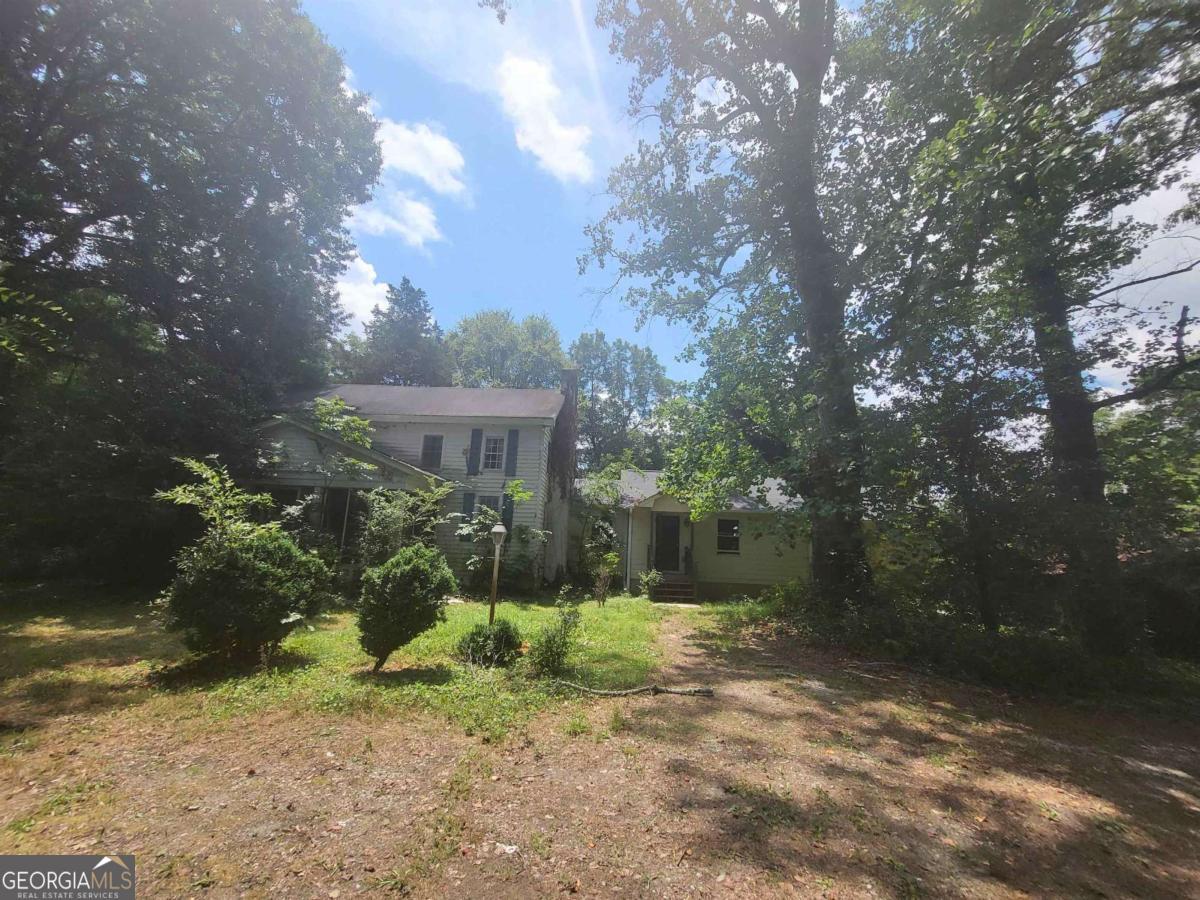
625;505;633;592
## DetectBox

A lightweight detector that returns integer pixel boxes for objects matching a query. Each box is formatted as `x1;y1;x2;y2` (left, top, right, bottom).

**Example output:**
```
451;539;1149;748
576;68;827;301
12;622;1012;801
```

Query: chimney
550;367;578;499
543;367;578;582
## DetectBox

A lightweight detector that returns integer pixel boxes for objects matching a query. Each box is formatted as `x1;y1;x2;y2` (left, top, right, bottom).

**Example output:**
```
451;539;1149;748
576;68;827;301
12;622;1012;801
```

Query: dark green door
654;514;681;572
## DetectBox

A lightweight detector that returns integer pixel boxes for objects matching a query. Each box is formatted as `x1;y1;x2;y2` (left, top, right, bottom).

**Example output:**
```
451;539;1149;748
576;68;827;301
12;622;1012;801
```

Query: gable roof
257;417;442;481
585;469;803;513
285;384;565;420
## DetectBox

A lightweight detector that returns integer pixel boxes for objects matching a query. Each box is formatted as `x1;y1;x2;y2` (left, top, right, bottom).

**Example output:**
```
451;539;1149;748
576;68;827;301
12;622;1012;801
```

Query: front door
653;513;681;572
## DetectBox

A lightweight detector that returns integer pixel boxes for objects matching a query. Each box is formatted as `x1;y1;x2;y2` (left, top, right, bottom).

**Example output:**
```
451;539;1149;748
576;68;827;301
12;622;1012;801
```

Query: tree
586;0;916;610
446;309;567;388
335;278;454;386
894;0;1200;652
569;330;674;469
0;0;379;577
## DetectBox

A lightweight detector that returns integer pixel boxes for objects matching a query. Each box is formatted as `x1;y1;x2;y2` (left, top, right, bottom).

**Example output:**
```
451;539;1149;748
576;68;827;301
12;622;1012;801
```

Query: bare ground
3;611;1199;898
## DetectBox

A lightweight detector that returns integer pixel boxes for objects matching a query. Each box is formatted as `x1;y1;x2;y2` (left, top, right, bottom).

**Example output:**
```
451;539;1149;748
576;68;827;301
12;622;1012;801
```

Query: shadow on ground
615;613;1200;897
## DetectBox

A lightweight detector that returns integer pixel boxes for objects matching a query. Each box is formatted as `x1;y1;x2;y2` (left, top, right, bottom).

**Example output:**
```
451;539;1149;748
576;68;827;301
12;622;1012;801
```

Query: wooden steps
651;577;696;602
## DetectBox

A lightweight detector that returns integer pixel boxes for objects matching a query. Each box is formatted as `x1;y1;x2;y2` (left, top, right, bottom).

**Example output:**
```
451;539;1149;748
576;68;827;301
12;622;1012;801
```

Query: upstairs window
717;518;741;554
483;435;505;470
420;434;443;470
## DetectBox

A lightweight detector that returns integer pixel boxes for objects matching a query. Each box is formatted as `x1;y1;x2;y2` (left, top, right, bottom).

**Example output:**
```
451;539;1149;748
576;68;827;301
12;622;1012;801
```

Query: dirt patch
409;615;1200;898
2;611;1198;898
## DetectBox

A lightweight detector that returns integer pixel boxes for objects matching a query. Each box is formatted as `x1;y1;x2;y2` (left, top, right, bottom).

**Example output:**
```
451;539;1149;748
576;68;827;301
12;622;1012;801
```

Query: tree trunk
787;170;874;612
1025;263;1135;653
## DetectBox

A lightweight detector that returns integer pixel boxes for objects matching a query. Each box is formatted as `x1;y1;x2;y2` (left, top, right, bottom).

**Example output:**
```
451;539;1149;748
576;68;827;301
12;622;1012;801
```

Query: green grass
0;587;666;743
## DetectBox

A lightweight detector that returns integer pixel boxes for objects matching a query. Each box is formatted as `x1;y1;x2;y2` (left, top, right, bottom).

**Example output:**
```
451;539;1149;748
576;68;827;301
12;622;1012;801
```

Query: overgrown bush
358;483;454;568
157;458;333;661
528;597;582;677
358;545;457;673
754;580;1131;694
457;618;522;667
638;568;663;597
161;525;333;661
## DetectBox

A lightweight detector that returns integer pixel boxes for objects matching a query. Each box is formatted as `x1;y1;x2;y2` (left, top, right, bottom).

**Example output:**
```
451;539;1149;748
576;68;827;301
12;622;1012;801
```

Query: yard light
489;523;507;625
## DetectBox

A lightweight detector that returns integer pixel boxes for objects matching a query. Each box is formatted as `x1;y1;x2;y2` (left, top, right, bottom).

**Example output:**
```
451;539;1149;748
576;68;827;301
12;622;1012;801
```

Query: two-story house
254;370;578;583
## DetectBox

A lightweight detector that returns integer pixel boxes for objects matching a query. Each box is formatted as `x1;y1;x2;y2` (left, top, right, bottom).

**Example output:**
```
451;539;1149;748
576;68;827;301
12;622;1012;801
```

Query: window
483;435;505;470
420;434;443;470
717;518;741;554
478;495;501;514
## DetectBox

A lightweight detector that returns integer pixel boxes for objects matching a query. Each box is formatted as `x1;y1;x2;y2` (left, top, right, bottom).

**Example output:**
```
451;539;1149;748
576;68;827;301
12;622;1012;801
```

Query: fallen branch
553;681;715;698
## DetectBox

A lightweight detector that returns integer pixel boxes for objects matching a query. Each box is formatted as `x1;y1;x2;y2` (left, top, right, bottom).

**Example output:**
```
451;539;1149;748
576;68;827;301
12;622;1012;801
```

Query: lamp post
488;523;507;625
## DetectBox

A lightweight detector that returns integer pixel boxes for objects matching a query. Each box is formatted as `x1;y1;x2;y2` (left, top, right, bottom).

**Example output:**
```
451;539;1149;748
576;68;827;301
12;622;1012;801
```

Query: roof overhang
257;417;443;482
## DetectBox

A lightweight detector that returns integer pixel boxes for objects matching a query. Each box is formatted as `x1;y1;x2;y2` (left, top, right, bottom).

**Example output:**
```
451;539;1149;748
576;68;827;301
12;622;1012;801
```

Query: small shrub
358;545;457;673
161;525;333;661
528;599;582;677
638;568;663;597
457;619;522;667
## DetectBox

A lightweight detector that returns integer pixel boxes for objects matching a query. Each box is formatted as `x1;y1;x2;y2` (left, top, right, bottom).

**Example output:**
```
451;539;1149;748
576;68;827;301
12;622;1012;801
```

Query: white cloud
497;54;593;183
336;254;388;325
334;0;611;184
350;190;442;248
376;120;468;197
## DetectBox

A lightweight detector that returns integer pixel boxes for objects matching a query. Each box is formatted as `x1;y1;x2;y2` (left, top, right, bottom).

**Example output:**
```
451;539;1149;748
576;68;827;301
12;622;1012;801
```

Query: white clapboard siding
371;420;553;574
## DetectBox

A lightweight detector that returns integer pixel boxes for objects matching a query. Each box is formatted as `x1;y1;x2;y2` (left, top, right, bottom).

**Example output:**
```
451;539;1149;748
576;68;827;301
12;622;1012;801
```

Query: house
254;369;578;583
607;469;808;601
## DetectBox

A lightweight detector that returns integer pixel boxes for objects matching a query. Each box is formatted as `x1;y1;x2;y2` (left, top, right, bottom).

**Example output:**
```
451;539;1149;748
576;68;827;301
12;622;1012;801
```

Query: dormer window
483;435;505;470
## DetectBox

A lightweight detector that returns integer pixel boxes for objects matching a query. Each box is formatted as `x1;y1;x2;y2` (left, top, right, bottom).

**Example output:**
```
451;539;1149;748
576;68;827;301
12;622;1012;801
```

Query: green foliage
638;569;663;597
456;619;522;667
160;526;333;662
334;278;454;386
447;309;567;388
569;330;674;470
528;598;582;677
358;483;455;568
358;546;457;673
454;483;550;592
154;458;273;534
0;275;69;364
156;457;332;660
0;0;379;578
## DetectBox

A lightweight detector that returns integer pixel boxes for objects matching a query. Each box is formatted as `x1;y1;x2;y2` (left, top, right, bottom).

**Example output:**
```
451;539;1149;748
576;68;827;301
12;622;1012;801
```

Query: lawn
3;583;1198;897
0;583;665;744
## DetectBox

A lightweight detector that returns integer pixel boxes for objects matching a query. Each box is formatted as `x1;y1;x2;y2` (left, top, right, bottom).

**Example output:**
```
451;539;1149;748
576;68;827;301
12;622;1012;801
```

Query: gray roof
286;384;566;420
584;469;803;513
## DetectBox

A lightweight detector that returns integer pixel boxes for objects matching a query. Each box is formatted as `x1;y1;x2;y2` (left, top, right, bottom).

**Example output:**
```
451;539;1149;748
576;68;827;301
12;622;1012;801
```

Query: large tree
586;0;954;610
446;309;567;389
0;0;380;577
569;330;674;470
892;0;1200;652
336;278;454;386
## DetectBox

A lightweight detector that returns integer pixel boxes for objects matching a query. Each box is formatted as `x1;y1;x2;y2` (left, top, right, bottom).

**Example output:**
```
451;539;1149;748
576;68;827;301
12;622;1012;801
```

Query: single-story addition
253;370;579;584
608;469;809;601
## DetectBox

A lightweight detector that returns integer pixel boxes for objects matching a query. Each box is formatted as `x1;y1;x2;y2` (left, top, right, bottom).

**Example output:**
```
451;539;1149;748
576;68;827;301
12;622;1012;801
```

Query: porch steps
651;577;696;602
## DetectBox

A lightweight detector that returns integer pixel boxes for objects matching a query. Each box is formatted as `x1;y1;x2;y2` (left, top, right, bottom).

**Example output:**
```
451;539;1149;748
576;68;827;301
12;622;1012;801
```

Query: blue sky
302;0;703;381
304;0;1197;394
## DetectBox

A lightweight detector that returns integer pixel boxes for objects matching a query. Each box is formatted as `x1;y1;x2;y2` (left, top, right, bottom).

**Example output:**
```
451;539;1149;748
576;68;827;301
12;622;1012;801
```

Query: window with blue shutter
466;429;483;475
504;428;519;475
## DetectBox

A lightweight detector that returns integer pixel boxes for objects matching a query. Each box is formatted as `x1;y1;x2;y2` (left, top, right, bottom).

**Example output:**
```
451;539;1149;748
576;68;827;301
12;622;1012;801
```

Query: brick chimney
544;367;578;582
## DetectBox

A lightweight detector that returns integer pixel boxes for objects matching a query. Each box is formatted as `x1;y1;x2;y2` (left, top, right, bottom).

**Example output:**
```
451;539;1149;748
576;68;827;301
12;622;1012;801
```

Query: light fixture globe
491;523;508;548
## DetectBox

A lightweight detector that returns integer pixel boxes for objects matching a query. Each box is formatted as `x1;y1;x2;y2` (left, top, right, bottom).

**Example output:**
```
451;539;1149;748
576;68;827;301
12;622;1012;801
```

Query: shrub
638;568;663;597
358;545;457;673
160;524;333;661
457;619;522;667
528;599;582;677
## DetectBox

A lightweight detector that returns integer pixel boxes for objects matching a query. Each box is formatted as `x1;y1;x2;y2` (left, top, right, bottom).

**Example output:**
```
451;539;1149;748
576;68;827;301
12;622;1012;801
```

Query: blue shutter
502;494;515;530
504;428;519;476
466;428;483;475
459;492;476;541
